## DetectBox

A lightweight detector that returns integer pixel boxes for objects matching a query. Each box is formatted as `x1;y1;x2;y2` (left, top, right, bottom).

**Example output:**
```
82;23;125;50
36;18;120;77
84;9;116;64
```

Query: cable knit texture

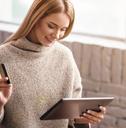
0;37;82;128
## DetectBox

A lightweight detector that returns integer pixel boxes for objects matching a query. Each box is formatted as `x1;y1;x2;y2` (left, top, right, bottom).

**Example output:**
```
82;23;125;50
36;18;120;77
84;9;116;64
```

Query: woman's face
30;12;70;47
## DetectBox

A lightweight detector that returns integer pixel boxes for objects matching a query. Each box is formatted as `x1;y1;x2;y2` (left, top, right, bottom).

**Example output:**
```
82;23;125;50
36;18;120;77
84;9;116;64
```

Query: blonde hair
5;0;75;43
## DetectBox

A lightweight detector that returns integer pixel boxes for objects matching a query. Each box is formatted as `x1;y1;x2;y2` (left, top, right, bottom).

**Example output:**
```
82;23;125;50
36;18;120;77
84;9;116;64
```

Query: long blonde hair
5;0;75;43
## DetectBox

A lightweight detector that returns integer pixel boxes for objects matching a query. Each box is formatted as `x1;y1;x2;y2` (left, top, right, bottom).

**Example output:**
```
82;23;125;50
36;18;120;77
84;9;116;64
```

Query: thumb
2;84;13;99
0;91;7;106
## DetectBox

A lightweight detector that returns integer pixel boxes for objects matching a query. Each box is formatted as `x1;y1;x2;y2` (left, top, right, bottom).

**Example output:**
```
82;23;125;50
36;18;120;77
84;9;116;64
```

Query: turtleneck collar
11;37;53;53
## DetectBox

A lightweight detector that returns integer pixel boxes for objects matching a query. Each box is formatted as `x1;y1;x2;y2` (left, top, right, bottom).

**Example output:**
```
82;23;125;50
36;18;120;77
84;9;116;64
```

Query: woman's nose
52;30;60;39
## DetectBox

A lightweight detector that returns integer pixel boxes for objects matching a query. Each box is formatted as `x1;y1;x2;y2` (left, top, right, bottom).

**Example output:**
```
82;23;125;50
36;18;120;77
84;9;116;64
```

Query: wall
62;41;126;128
0;30;11;43
0;30;126;128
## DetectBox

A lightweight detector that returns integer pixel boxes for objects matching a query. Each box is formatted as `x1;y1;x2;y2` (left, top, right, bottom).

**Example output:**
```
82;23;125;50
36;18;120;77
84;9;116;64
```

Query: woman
0;0;106;128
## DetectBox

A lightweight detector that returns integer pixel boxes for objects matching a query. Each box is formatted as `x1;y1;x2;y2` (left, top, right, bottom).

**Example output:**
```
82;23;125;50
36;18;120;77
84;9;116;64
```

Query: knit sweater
0;37;82;128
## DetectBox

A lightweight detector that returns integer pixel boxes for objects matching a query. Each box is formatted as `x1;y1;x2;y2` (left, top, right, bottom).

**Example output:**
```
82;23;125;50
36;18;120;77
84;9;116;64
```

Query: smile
46;37;56;43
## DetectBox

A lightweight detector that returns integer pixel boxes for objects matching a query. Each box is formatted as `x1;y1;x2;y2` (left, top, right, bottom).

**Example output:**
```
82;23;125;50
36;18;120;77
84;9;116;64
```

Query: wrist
74;119;91;128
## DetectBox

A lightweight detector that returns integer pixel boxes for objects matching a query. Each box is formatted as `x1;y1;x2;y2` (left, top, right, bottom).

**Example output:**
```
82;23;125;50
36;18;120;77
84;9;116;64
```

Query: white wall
0;0;12;22
72;0;126;38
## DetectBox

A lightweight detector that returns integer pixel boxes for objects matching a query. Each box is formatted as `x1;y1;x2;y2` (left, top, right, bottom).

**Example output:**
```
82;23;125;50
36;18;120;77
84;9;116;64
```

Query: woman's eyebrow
49;21;68;28
48;21;58;26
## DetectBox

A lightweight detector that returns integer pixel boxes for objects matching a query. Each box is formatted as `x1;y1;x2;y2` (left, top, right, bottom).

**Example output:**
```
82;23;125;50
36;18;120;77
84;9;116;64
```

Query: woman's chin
42;42;54;47
39;39;55;47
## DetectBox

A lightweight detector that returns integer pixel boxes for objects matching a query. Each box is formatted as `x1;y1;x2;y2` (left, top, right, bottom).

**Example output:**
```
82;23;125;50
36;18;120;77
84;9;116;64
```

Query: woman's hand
74;106;106;124
0;76;12;111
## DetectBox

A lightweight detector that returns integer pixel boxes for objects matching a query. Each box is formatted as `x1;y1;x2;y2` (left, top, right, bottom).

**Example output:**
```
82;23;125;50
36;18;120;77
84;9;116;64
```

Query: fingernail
83;113;86;116
5;77;8;80
87;110;91;113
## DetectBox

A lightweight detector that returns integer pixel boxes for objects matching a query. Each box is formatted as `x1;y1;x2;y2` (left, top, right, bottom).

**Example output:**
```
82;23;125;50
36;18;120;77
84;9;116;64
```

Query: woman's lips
46;37;55;43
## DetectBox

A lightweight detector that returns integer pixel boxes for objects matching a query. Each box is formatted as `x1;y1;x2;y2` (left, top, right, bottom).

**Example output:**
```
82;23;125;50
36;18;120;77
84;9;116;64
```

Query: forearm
68;119;90;128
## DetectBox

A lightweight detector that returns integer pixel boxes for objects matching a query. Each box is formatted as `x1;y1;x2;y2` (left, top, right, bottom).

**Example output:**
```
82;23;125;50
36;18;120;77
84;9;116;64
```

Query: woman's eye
48;24;55;29
61;28;67;32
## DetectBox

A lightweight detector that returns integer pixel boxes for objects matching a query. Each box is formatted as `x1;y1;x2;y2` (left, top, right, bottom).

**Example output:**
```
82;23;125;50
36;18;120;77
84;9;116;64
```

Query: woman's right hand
0;76;13;112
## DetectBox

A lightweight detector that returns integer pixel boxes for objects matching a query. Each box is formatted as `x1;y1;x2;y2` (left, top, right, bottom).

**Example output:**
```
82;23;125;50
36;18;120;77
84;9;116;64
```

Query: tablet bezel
40;97;114;120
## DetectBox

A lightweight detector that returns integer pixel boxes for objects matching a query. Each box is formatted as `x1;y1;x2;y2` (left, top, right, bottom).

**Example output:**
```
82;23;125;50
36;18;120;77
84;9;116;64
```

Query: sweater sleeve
0;107;4;123
74;123;91;128
71;55;82;98
68;53;90;128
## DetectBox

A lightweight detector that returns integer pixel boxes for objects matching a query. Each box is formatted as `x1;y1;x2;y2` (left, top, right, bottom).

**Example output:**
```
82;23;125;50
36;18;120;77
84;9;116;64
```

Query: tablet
40;97;114;120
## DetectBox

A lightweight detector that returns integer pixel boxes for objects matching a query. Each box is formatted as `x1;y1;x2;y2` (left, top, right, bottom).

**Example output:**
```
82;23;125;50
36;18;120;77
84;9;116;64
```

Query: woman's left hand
74;106;106;124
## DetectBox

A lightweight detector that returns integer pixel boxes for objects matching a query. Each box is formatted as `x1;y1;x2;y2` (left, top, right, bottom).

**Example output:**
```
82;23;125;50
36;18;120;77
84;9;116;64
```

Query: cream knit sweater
0;37;82;128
